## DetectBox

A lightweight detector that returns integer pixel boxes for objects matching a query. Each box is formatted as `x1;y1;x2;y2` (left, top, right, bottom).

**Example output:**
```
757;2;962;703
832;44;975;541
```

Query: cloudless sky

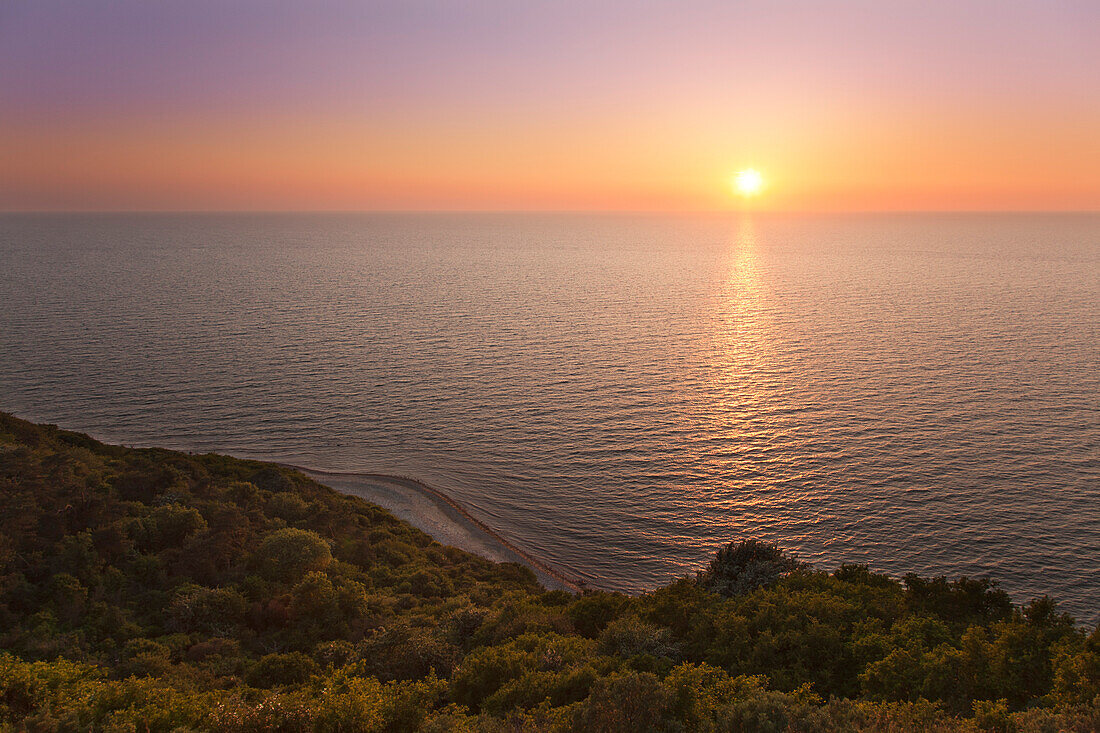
2;0;1098;211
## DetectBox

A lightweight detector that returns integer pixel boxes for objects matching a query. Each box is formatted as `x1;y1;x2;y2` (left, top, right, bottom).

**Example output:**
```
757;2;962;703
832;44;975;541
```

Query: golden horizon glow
1;4;1098;212
733;169;765;198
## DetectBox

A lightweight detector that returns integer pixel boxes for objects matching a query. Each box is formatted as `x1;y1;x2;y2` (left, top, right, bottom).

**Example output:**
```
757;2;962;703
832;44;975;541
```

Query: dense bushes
0;412;1097;731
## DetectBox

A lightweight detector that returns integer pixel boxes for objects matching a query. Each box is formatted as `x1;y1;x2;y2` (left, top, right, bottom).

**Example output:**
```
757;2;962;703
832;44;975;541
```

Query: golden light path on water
708;216;773;522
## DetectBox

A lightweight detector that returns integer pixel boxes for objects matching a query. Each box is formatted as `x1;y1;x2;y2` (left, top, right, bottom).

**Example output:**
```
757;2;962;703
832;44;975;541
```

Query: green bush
698;539;802;597
571;672;678;732
255;527;333;583
246;652;319;688
134;504;207;552
568;591;629;637
167;585;247;634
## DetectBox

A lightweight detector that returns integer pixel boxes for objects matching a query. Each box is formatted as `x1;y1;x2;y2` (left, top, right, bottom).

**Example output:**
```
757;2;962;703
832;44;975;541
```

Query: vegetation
0;412;1097;731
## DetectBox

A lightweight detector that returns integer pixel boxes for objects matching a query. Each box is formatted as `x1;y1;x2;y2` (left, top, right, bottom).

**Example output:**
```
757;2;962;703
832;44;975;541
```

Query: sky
2;0;1098;212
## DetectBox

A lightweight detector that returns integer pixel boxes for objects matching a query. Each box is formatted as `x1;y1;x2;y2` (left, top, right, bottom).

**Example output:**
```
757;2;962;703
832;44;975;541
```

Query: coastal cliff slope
0;412;1097;731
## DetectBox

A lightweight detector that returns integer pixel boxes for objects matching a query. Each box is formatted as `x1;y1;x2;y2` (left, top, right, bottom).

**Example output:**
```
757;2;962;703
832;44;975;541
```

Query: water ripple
1;212;1097;623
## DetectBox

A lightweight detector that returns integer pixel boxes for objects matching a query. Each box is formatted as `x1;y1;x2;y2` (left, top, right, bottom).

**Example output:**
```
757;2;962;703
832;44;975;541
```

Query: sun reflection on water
686;215;781;523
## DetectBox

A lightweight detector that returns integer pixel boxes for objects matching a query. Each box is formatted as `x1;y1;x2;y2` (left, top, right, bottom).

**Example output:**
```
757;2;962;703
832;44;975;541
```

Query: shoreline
280;463;586;593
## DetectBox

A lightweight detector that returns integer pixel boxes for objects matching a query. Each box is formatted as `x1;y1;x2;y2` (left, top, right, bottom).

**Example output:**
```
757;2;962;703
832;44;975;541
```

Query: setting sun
734;169;764;197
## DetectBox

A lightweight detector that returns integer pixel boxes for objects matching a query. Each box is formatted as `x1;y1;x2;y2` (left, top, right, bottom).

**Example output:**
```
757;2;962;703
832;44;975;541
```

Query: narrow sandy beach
285;465;583;593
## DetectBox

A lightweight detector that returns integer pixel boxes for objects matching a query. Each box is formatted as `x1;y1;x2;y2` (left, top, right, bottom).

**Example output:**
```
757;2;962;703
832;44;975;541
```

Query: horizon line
2;208;1098;216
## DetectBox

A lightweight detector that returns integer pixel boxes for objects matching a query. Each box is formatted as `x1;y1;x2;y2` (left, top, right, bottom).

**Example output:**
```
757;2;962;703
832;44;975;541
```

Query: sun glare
733;169;764;197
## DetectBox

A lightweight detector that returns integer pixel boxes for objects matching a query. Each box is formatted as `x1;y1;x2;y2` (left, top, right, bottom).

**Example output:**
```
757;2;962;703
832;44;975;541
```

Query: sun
733;168;764;197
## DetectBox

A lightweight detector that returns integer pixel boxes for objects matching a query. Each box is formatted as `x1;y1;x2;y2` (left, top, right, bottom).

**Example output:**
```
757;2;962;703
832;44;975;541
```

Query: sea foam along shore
283;465;585;593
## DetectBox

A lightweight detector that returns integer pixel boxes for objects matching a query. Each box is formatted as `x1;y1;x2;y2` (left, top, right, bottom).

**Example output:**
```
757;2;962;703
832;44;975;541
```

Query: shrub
249;467;293;493
570;672;677;732
451;645;533;710
119;638;172;677
133;504;207;552
167;585;247;634
597;616;679;661
402;569;454;598
267;491;310;521
313;640;355;668
357;624;461;682
255;528;332;583
225;480;261;508
698;539;802;597
568;591;629;637
47;573;87;624
246;652;319;688
1051;627;1100;705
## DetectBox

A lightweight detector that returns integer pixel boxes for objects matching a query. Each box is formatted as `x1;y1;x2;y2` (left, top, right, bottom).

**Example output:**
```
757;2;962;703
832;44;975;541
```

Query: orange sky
2;2;1098;211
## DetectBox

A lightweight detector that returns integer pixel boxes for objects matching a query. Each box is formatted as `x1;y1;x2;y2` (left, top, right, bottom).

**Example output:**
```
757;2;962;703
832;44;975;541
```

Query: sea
2;212;1097;622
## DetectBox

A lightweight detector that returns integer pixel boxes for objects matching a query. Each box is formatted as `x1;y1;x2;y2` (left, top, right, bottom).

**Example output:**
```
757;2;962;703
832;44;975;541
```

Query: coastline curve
280;463;586;593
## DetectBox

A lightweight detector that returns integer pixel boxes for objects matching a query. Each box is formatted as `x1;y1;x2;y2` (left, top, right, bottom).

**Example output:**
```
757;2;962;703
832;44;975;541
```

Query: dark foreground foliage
0;412;1097;731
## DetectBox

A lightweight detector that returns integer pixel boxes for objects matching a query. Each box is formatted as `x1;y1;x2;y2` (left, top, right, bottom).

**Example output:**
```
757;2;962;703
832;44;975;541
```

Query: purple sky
2;1;1098;210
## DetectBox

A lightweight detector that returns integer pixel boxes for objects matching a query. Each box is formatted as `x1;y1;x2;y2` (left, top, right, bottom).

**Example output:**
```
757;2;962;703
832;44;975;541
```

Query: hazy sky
2;0;1098;211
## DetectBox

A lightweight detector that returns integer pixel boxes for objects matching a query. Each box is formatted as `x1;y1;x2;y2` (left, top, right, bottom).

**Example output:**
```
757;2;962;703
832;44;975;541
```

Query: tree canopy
0;412;1096;731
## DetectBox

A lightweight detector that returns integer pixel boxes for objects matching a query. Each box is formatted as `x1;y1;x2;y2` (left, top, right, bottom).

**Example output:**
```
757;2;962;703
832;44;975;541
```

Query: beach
288;466;583;593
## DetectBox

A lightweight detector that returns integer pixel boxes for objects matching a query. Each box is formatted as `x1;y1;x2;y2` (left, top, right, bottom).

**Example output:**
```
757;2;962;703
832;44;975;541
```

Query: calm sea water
2;213;1097;622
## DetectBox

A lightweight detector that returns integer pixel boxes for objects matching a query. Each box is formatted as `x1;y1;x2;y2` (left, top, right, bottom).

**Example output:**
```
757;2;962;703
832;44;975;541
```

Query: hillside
0;412;1096;731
